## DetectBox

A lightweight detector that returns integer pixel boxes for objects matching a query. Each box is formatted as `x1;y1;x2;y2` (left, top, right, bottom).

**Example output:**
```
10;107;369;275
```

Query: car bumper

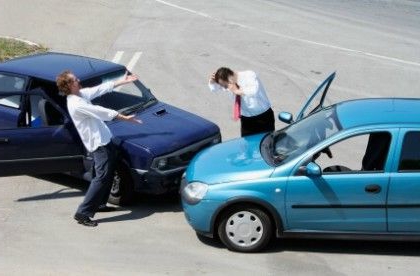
130;167;184;194
181;198;222;237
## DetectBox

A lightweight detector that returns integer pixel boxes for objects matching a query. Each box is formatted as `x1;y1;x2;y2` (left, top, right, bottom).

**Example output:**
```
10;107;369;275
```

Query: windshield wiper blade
120;98;157;115
120;103;143;115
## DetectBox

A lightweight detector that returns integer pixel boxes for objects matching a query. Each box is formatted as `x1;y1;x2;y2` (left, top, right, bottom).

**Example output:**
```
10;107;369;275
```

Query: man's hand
116;114;142;124
209;72;216;84
228;82;243;96
114;71;139;88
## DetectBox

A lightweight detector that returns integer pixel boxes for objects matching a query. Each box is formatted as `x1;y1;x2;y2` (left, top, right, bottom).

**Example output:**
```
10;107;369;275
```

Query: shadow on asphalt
16;174;182;223
267;238;420;256
197;235;420;256
17;174;88;202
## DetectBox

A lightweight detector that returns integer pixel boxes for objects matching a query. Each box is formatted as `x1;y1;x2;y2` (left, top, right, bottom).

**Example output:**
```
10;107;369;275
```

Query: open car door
279;72;336;124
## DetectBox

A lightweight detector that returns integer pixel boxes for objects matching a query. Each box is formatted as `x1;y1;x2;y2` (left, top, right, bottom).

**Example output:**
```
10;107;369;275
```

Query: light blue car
181;72;420;252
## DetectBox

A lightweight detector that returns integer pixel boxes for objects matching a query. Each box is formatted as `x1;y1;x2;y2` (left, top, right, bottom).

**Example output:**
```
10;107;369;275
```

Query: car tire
108;164;134;206
217;205;273;253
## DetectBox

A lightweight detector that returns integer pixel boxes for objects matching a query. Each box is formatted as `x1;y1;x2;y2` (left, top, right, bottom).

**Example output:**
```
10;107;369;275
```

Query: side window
30;95;65;127
0;94;22;129
0;94;65;129
0;73;26;92
0;94;21;109
399;132;420;172
313;132;391;174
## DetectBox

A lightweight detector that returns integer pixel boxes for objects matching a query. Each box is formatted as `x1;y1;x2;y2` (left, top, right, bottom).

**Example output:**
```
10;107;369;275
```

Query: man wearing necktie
208;67;275;137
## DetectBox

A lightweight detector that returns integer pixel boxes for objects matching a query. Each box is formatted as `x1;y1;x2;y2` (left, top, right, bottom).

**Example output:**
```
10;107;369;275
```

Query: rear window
0;73;26;92
399;131;420;171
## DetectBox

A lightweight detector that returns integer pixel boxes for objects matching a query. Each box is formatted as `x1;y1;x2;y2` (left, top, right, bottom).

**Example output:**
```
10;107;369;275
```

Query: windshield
261;106;342;166
89;71;156;114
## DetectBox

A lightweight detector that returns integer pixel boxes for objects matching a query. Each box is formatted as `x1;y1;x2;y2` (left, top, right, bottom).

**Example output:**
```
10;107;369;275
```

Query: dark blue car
0;52;220;205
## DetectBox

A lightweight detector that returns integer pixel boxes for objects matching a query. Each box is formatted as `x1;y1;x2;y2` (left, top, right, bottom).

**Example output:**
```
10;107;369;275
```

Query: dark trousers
77;142;117;217
240;108;275;137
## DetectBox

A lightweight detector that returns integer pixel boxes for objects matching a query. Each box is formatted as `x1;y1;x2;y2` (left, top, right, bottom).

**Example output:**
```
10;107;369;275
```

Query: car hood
108;102;219;156
186;133;275;184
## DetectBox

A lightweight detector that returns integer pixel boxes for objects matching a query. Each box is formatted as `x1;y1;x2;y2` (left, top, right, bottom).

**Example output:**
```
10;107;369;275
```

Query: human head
215;67;235;89
56;70;81;95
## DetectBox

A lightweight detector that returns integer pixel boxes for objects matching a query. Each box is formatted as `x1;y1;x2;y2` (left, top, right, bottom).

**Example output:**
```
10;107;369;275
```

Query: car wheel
217;205;272;252
108;164;134;206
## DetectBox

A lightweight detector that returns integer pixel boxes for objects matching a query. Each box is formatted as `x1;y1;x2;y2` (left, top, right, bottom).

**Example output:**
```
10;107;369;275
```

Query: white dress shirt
208;70;271;117
67;81;118;152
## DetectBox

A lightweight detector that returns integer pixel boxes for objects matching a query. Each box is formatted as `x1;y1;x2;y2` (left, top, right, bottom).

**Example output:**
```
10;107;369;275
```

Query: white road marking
155;0;210;18
154;0;420;68
126;51;143;71
112;51;124;63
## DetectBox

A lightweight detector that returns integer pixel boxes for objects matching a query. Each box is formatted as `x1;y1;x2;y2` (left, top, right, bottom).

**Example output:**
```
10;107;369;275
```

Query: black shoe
74;213;98;227
96;205;118;212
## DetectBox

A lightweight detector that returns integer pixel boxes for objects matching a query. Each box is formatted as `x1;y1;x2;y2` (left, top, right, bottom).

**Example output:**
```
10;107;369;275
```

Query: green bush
0;38;48;62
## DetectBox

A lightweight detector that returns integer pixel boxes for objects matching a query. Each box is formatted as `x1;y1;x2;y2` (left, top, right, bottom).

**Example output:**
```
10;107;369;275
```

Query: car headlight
181;182;208;205
212;134;221;145
157;158;168;169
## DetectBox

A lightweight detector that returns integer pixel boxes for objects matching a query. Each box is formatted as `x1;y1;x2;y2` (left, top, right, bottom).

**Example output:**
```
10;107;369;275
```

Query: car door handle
365;184;381;194
0;138;9;144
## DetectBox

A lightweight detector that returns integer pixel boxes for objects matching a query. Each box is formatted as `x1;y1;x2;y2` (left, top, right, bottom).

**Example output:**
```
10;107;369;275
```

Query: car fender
210;196;285;238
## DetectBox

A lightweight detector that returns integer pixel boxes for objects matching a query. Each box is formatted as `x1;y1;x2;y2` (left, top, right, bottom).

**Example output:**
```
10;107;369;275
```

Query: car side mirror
301;162;322;177
278;112;293;124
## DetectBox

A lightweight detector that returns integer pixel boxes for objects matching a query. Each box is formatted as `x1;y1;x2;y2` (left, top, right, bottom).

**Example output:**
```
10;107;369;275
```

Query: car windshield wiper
120;98;157;115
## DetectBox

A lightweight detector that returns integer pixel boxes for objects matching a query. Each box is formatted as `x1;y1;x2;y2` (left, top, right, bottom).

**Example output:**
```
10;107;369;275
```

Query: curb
0;36;40;47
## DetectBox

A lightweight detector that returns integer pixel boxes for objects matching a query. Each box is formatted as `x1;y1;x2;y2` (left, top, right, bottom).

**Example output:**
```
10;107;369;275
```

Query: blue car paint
110;102;219;158
0;52;126;82
182;72;420;243
336;98;420;129
387;128;420;232
0;53;220;194
187;133;274;184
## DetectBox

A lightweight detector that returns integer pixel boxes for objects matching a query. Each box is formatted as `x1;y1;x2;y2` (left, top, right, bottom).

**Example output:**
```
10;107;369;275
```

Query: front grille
151;134;221;173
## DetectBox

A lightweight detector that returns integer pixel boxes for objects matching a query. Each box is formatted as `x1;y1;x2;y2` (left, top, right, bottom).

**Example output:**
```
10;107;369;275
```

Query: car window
0;95;21;108
0;94;21;129
0;73;26;92
312;132;391;174
0;94;64;129
30;95;64;127
399;131;420;172
85;71;156;114
262;107;341;166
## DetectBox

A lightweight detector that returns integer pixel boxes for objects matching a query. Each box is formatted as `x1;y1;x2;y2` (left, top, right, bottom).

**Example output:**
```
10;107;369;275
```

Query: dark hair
215;67;234;83
56;70;74;96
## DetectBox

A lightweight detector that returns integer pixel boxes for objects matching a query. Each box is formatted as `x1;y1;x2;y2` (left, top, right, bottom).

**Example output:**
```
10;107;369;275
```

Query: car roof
0;52;126;82
336;98;420;129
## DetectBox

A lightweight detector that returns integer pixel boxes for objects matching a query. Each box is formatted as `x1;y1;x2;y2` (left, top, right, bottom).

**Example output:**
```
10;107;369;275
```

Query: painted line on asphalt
112;51;124;63
126;51;143;71
154;0;420;68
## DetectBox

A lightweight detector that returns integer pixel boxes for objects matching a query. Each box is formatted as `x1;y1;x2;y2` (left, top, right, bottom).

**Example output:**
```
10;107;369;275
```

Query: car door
285;130;396;232
279;72;336;124
0;88;85;176
387;129;420;232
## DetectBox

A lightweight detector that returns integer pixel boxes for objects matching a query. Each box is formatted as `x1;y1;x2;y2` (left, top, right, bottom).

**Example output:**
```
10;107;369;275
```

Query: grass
0;37;48;62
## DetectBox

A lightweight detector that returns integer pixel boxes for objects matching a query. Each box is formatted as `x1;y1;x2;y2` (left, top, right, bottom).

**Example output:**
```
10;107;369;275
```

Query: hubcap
225;211;263;247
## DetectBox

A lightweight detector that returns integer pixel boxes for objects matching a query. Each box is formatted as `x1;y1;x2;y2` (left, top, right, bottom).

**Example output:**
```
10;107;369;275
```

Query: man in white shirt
56;70;141;227
209;67;274;137
208;67;275;137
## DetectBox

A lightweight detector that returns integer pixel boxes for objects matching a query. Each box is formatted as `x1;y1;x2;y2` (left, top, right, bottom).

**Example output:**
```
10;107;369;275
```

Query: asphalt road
1;0;420;275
